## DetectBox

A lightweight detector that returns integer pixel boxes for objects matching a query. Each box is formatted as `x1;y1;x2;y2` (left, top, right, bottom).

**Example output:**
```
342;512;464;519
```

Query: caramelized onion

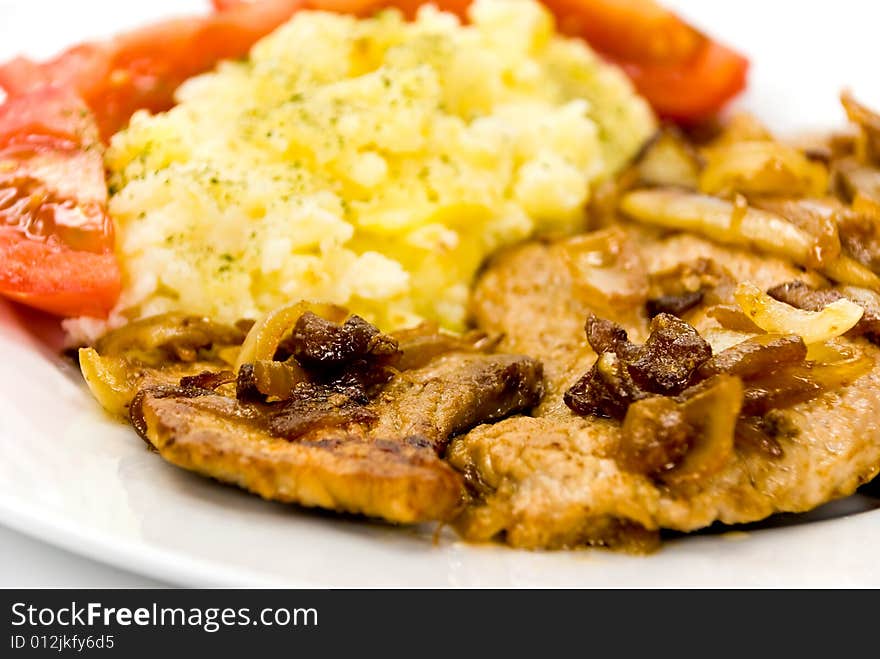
617;375;742;485
634;127;702;190
95;313;246;363
705;304;765;333
79;347;137;418
665;375;742;486
742;355;872;415
392;323;498;371
619;189;880;289
701;327;758;354
752;197;843;268
235;301;347;371
735;282;863;344
696;333;806;380
617;396;692;476
767;281;880;342
700;141;829;198
236;359;308;402
841;90;880;164
558;227;648;311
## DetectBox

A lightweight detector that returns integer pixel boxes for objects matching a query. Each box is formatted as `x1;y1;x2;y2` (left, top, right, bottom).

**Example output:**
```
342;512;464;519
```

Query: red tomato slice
212;0;240;9
0;235;120;318
533;0;749;122
0;88;120;317
0;0;307;140
537;0;703;64
616;41;749;123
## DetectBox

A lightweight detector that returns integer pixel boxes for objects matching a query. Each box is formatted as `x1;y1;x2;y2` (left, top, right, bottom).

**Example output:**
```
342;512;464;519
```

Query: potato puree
90;0;654;335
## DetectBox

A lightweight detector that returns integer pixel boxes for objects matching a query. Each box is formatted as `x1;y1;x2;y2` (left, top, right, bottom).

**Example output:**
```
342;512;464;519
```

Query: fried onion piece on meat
458;226;880;549
79;312;248;417
135;350;543;524
137;392;464;524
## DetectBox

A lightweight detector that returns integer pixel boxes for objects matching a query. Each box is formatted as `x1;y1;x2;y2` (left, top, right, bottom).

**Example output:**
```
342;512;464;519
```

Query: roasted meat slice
137;393;464;524
459;226;880;549
134;351;543;524
369;353;542;453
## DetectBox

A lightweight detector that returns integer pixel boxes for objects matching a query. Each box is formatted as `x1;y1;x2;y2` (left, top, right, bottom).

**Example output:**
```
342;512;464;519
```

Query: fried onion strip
734;282;863;345
234;301;347;371
619;189;880;289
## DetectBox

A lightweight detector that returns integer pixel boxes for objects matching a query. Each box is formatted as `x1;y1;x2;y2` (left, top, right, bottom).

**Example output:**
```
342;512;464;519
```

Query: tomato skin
617;41;749;123
0;83;99;148
529;0;748;123
196;0;308;63
0;88;120;318
535;0;703;64
0;1;307;140
211;0;246;10
0;232;120;318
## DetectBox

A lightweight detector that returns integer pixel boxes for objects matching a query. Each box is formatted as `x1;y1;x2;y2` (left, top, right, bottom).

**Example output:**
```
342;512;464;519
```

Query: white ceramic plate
2;0;879;587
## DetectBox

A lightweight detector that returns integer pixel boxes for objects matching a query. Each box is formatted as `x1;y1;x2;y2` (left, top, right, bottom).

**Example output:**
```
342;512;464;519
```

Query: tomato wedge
541;0;704;63
542;1;748;121
0;0;307;140
0;87;120;317
613;41;748;123
0;235;120;319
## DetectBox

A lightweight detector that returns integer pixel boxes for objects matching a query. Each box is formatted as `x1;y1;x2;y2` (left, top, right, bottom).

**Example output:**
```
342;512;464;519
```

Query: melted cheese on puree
98;0;654;333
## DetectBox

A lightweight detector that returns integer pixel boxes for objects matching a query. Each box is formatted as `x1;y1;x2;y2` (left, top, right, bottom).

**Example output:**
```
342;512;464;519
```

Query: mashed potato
95;0;654;334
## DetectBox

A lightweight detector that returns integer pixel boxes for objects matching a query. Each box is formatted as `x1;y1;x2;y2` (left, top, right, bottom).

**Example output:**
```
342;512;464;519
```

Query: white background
0;0;878;586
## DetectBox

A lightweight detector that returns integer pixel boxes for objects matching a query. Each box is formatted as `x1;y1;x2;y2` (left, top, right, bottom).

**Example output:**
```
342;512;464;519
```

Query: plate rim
3;0;880;588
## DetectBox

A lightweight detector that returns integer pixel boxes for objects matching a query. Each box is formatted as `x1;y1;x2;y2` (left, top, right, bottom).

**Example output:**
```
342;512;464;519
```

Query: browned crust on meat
141;393;466;524
136;350;543;525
